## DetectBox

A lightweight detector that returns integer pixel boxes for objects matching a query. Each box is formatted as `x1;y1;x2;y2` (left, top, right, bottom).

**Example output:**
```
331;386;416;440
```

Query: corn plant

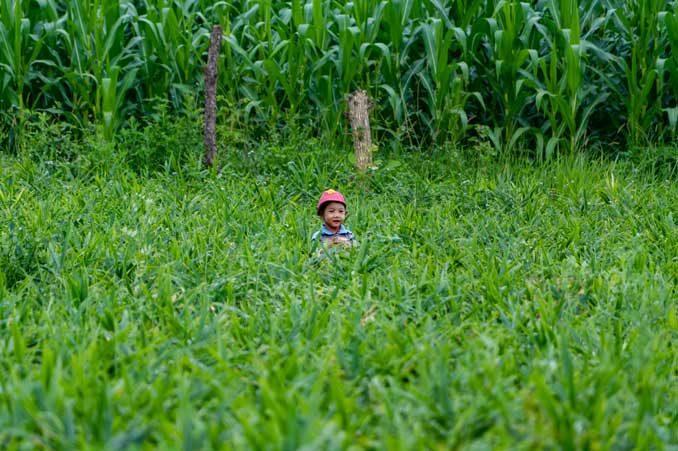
530;0;613;157
135;1;213;109
609;0;668;145
469;0;543;154
0;0;64;115
0;0;28;109
413;18;472;143
659;5;678;141
377;0;415;128
3;0;678;153
61;0;136;132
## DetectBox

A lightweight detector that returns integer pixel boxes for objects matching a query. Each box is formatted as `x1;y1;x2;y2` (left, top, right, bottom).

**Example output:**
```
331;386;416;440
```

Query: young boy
312;189;357;246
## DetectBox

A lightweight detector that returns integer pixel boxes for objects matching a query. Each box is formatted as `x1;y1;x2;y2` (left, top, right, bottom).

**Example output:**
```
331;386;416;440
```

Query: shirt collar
321;223;347;235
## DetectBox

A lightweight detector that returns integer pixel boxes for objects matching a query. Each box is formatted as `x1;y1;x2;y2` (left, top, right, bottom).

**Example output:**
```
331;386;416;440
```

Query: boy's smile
322;202;346;233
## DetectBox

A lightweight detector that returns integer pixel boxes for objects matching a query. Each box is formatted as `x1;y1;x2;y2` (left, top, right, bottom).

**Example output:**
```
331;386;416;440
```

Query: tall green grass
1;121;677;448
1;0;677;154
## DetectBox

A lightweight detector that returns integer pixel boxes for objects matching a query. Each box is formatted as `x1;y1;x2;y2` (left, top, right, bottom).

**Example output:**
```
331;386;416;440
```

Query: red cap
317;189;346;215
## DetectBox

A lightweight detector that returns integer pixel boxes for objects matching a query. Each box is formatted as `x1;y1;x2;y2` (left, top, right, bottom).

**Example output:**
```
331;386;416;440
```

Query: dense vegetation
1;118;678;448
2;0;678;154
2;0;678;448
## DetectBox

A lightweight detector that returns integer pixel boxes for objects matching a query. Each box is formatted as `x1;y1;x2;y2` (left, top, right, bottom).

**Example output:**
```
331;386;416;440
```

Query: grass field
1;138;678;449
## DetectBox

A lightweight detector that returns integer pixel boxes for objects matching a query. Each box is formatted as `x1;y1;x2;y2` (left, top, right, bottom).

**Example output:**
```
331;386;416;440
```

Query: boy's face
321;202;346;233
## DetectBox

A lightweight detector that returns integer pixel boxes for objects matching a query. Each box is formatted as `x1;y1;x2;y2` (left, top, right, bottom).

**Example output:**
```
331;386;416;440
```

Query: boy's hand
329;236;351;245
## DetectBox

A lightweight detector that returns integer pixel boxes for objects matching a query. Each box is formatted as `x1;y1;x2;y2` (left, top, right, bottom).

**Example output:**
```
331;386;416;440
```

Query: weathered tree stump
203;25;223;168
346;90;374;172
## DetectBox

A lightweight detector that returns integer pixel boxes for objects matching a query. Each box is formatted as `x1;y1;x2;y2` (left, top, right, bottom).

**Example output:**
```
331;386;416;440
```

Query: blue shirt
311;224;357;245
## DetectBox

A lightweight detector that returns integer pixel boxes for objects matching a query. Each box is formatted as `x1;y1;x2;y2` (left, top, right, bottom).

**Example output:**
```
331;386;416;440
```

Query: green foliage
2;0;678;155
1;129;678;448
534;0;611;156
663;8;678;139
609;0;667;145
469;1;543;154
116;99;204;173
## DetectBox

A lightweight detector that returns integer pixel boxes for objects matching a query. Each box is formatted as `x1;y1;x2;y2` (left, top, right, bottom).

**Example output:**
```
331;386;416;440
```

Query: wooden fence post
346;90;374;172
203;25;223;168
